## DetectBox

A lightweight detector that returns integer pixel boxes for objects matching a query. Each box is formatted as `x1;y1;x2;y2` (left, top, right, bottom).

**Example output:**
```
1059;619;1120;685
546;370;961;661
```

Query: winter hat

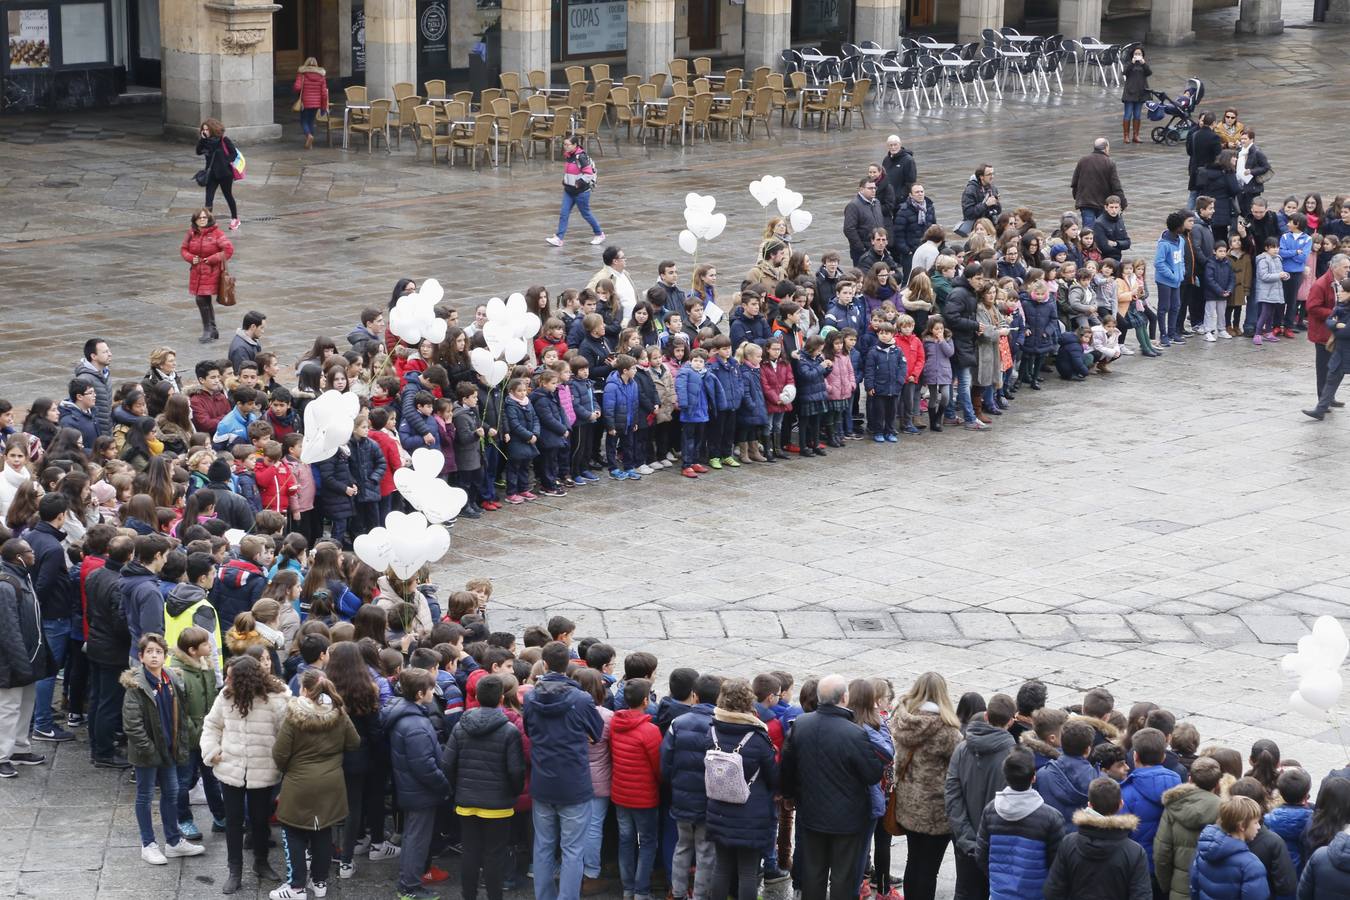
207;458;233;484
1049;243;1069;258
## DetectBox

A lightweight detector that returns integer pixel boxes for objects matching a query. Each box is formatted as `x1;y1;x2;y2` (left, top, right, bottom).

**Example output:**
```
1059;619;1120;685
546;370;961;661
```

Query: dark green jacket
120;665;191;768
168;648;218;748
273;696;361;830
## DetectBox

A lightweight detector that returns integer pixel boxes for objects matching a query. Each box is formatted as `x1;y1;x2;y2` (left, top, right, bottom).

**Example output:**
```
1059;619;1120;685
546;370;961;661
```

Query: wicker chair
503;109;531;166
709;89;748;140
745;86;774;138
575;102;608;156
841;78;871;129
608;86;641;139
412;105;451;164
350;98;391;152
564;64;585;85
424;79;447;99
802;81;846;132
530;106;572;160
687;91;714;143
450;112;495;169
641;95;687;146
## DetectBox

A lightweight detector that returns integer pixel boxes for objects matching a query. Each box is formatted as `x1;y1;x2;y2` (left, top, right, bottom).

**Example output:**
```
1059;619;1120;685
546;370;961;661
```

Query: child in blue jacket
1055;329;1092;381
674;349;711;477
735;342;770;463
1279;212;1313;331
1154;213;1188;345
602;356;641;480
703;336;743;470
567;357;601;484
530;371;570;496
501;377;540;504
1202;241;1236;342
1264;767;1313;876
862;322;904;442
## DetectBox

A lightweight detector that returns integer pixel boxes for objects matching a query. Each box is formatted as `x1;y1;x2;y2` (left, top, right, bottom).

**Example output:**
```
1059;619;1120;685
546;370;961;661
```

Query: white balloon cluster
353;510;451;580
389;278;449;345
677;193;727;257
299;390;361;464
748;176;813;233
1282;616;1349;719
479;292;541;369
394;447;469;523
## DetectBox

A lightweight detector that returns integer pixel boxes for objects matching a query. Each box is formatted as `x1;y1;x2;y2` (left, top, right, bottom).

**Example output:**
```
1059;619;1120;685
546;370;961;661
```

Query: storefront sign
566;0;624;56
418;0;449;67
351;6;365;73
7;9;52;69
800;0;840;32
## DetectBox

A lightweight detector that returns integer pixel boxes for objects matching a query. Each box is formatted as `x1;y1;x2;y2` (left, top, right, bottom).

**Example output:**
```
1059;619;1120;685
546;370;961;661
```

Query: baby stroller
1144;78;1203;145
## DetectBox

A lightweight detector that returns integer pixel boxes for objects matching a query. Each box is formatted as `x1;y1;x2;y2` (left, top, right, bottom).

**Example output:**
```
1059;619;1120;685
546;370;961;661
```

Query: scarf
714;707;768;730
910;197;927;227
146;666;176;755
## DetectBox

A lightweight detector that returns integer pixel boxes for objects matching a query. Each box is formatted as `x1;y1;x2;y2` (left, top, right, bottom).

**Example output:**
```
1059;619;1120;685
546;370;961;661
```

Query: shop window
7;8;52;68
59;1;105;64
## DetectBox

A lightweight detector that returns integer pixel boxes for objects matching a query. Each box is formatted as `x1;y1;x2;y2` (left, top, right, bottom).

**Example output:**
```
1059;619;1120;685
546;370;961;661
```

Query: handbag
1254;162;1274;185
292;97;303;113
954;219;976;238
883;747;919;836
217;258;237;307
193;169;209;187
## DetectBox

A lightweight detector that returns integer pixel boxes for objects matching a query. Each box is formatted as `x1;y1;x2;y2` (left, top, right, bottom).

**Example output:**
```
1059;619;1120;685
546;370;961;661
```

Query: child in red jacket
534;318;570;361
894;314;927;435
610;678;662;900
254;440;297;514
367;407;403;520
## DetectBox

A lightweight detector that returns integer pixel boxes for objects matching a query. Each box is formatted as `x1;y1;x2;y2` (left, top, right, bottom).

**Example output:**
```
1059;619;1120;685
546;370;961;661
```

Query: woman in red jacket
180;208;234;344
293;58;329;150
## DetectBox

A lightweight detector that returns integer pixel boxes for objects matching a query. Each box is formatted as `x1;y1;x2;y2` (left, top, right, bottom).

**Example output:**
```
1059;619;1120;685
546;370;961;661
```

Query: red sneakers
692;463;710;474
422;865;450;884
682;467;699;478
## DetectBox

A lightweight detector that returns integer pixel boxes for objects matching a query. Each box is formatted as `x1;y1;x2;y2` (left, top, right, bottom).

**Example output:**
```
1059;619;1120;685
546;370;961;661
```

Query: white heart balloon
1289;689;1327;721
506;292;528;318
776;190;804;217
353;528;394;572
482;319;512;354
1312;616;1350;667
503;337;529;364
748;178;778;208
516;313;542;341
418;279;444;305
485;296;507;322
299;390;360;463
789;208;813;233
409;446;444;477
684;208;711;238
703;213;727;241
425;318;447;345
1299;669;1343;709
486;360;509;384
678;230;698;256
470;348;497;379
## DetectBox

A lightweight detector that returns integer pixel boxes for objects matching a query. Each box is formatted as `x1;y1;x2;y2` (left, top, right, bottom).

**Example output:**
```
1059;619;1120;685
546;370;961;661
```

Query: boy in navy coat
530;371;570;497
862;322;905;441
602;356;641;480
501;377;540;504
674;350;712;477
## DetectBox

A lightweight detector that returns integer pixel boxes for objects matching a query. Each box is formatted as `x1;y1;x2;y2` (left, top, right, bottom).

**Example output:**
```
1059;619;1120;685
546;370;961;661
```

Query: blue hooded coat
1121;763;1181;871
522;673;605;807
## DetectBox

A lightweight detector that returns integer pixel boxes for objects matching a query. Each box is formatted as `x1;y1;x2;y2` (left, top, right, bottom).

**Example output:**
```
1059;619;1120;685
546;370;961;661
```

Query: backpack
703;724;758;804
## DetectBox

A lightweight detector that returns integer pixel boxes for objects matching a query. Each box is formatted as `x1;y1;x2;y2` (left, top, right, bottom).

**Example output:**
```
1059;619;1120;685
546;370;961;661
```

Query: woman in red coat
180;208;234;344
293;58;329;151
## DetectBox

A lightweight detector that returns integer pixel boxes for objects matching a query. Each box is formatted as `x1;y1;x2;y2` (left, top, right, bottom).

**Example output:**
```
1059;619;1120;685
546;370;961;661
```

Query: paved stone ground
3;2;1350;898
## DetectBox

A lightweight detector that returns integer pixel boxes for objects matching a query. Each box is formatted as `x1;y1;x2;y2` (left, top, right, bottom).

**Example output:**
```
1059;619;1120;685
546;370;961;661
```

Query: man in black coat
843;178;887;267
881;135;917;204
0;539;53;776
892;183;938;275
1187;112;1222;208
960;164;1002;229
27;494;74;743
780;674;884;900
84;533;132;768
204;458;257;532
942;262;993;429
1235;128;1271;219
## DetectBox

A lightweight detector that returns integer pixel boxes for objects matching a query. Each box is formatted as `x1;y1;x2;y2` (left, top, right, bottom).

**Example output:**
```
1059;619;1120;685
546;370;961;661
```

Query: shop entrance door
687;0;718;51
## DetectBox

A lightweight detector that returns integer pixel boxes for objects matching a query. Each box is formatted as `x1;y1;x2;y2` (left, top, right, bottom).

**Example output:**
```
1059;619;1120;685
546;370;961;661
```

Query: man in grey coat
843;178;887;267
945;692;1017;900
73;337;114;438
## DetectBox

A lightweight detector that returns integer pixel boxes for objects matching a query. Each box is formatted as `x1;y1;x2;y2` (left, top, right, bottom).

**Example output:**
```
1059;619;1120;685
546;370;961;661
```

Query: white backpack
703;724;758;804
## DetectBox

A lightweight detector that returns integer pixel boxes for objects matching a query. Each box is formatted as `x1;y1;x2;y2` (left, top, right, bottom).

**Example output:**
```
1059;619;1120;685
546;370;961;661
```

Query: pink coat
588;706;614;798
293;68;329;110
823;353;857;402
289;459;315;515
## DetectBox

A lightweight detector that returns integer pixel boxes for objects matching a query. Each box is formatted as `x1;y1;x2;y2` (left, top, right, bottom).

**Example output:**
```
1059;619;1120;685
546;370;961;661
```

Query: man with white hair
1070;137;1126;230
881;135;917;207
780;673;885;900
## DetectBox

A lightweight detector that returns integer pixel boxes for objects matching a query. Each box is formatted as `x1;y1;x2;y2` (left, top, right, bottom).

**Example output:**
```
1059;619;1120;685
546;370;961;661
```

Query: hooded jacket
674;364;711;423
942;277;981;370
945;719;1017;855
1190;824;1271;900
523;672;605;807
0;561;50;689
1264;804;1313;875
209;557;268;628
83;558;129;667
780;704;885;835
729;310;770;351
863;341;905;395
1248;821;1297;900
164;582;222;678
378;697;450;811
1299;830;1350;899
274;695;361;829
442;705;526;810
889;708;962;835
610;708;662;809
121;664;191;768
882;147;917;201
1121;763;1183;871
57;400;100;449
961;174;1001;224
200;685;290;788
1155;782;1223;900
530;387;570;451
27;520;72;621
121;561;165;652
168;647;218;746
1036;752;1098;832
705;715;779;849
975;786;1064;900
660;702;715;821
1044;809;1151;900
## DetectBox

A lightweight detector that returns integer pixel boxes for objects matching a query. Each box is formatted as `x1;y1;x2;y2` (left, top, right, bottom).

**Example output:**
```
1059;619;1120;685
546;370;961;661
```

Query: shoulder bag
217;257;237;307
882;746;918;836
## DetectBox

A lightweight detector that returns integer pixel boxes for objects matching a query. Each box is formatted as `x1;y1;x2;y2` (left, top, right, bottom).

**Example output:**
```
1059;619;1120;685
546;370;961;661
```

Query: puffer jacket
1022;293;1060;355
588;705;615;798
121;665;192;768
705;716;779;849
1264;804;1313;875
523;673;605;807
348;434;387;503
274;695;361;829
181;226;234;297
441;705;526;810
942;278;981;370
1299;831;1350;899
890;709;962;835
168;648;218;747
1121;764;1182;872
823;351;857;402
794;355;829;406
73;359;113;438
660;702;715;821
1155;230;1186;288
0;561;50;689
200;685;291;788
921;337;954;385
1044;809;1151;900
602;371;639;430
561;144;596;196
729;310;770;351
1190;824;1271;900
1036;752;1098;832
705;358;743;413
737;365;769;426
945;718;1017;855
674;365;711;423
293;65;329;109
975;787;1064;900
759;358;794;414
610;708;661;809
1155;783;1223;900
863;341;904;395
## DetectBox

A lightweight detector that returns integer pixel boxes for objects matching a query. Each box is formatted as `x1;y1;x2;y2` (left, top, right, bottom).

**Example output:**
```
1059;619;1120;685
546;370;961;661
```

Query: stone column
854;0;903;50
501;0;549;79
958;0;1001;43
1235;0;1283;32
743;0;789;72
1058;0;1103;40
161;0;282;141
365;0;415;101
1146;0;1194;46
627;0;675;79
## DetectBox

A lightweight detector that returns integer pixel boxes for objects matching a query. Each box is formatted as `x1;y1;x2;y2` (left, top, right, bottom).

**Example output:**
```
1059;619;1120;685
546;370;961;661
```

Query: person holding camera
1120;48;1151;145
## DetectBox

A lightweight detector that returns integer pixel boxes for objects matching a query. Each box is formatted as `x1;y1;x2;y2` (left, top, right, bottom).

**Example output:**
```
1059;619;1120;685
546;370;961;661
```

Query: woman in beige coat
200;654;291;894
888;672;964;900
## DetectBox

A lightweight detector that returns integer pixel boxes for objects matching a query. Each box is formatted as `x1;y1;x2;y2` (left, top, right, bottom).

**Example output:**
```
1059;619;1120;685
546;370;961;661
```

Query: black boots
222;866;242;895
928;406;943;432
196;296;218;343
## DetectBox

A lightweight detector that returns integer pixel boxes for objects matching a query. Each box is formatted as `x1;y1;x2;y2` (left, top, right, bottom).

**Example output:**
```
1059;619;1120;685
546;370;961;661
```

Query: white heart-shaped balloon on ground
776;190;804;217
354;529;394;572
503;337;529;363
703;213;726;241
678;230;699;256
789;209;813;233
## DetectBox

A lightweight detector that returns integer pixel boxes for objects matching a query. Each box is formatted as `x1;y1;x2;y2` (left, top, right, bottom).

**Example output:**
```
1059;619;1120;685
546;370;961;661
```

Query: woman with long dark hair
23;399;59;451
301;543;362;620
196;118;240;229
156;394;196;456
325;642;386;878
200;654;291;893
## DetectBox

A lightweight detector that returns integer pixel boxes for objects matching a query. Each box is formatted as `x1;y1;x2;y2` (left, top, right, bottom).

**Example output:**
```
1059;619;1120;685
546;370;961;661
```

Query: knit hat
1049;243;1069;258
207;458;232;484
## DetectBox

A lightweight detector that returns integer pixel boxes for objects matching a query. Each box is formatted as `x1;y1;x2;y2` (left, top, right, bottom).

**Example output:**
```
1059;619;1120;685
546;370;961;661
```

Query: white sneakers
636;464;655;475
165;840;206;858
546;236;564;247
368;841;401;861
1204;331;1217;342
269;886;307;900
590;232;607;245
142;844;168;865
1217;329;1233;339
1119;345;1136;355
311;881;328;898
339;861;356;879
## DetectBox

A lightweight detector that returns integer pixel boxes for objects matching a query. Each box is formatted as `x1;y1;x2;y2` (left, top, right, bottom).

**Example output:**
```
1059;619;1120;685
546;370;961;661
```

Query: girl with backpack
704;677;779;900
546;134;605;248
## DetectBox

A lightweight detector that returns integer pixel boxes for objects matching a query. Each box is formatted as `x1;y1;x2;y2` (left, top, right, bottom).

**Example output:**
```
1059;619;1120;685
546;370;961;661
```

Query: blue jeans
33;618;69;732
583;796;609;878
556;190;602;239
1122;100;1143;121
1156;282;1182;339
615;805;659;896
1078;207;1097;229
136;764;182;847
533;799;590;900
955;367;976;423
300;107;318;136
178;748;225;824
